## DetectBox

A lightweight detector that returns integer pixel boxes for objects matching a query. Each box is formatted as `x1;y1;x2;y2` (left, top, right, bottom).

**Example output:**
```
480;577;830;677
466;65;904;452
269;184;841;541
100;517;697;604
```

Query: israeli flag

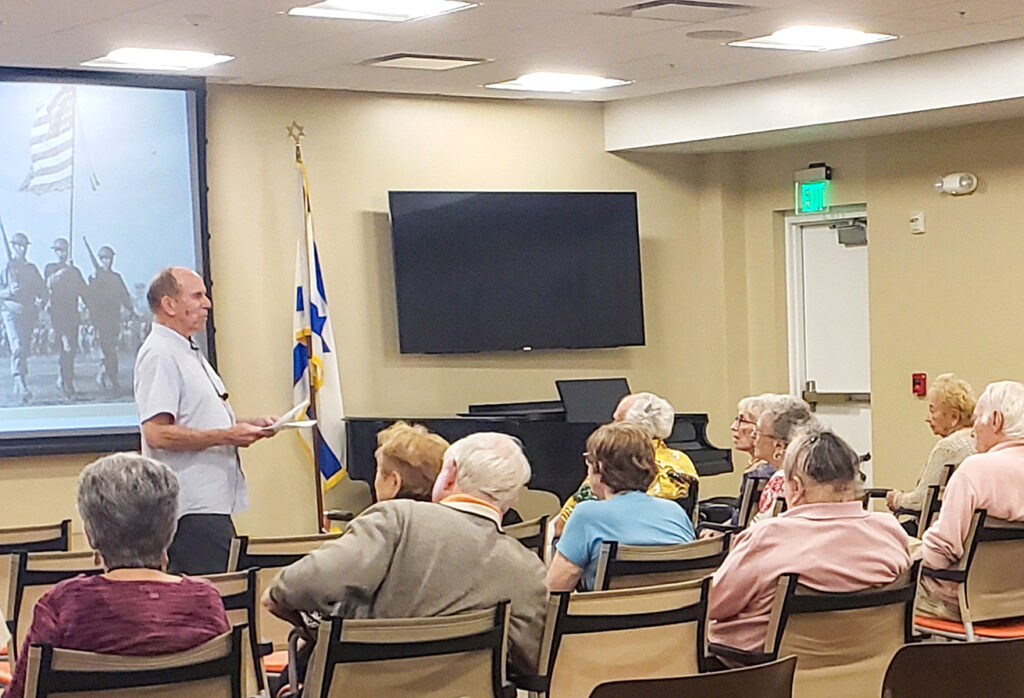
293;156;346;488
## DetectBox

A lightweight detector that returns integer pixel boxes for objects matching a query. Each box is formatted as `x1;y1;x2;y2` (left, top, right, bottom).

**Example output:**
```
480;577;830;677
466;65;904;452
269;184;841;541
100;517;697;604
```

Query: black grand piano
344;398;731;501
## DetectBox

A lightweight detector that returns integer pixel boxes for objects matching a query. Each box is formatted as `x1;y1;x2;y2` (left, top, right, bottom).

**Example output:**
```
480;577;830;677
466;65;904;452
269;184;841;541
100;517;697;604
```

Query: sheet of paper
268;400;310;432
279;419;317;430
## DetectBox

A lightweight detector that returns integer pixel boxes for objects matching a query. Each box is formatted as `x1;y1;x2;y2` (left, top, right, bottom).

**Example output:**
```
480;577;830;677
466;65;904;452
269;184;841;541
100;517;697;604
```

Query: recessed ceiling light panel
366;53;488;70
486;72;632;93
81;47;233;71
288;0;476;22
728;25;897;51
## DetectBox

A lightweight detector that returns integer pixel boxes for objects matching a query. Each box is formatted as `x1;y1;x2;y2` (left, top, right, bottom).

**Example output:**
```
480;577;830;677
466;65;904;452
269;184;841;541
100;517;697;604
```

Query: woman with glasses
728;394;778;524
545;422;695;591
749;395;816;524
708;427;910;653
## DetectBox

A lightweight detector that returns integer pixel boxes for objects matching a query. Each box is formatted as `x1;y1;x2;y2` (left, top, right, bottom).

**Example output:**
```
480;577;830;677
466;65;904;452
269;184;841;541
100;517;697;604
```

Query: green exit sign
796;180;831;213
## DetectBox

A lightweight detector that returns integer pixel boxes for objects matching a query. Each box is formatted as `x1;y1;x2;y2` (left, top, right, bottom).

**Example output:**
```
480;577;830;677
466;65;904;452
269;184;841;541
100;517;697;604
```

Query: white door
786;212;873;483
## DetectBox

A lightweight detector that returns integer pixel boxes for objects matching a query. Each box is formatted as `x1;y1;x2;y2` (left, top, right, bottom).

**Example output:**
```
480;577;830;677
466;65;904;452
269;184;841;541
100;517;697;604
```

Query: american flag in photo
20;86;75;194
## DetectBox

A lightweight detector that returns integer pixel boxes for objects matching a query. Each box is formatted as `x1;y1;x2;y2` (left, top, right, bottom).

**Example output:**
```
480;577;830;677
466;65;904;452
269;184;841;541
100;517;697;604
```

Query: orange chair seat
0;659;11;687
263;649;289;674
915;615;1024;638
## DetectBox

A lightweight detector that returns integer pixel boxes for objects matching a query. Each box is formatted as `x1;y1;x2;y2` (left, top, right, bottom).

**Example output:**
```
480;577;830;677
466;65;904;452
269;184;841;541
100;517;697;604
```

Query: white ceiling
1;0;1024;102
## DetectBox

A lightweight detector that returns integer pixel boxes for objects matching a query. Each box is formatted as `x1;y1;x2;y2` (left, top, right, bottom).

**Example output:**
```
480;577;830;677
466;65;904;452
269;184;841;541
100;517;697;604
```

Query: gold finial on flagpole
287;121;305;162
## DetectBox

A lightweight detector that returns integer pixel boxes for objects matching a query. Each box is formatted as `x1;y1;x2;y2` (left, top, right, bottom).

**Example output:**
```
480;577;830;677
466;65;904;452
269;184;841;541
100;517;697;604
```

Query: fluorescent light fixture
288;0;476;21
728;25;897;51
81;47;233;70
486;72;631;93
366;53;488;70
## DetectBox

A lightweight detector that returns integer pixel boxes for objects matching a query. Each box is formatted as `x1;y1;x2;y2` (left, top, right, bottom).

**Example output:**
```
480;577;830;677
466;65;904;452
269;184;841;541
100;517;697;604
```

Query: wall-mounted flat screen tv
388;191;645;354
0;67;210;456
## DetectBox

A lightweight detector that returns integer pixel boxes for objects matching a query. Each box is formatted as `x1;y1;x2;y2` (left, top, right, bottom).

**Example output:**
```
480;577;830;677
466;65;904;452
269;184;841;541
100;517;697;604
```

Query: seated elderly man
555;392;698;536
5;453;229;698
708;427;910;653
918;380;1024;620
547;422;696;592
749;394;817;524
263;432;547;674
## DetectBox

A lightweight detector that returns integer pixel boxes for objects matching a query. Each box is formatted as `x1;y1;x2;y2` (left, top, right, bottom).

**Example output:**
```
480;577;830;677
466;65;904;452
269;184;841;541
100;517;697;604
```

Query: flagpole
292;129;327;533
67;88;76;262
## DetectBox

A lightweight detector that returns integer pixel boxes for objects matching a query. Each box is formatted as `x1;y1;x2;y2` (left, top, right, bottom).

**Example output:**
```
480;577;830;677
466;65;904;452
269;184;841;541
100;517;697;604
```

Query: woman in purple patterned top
4;453;229;698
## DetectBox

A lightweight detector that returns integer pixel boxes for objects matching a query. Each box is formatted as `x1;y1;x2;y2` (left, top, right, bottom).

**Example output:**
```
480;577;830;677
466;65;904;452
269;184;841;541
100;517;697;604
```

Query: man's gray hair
444;433;532;511
77;453;180;570
147;267;181;314
976;381;1024;440
762;394;816;442
620;392;675;440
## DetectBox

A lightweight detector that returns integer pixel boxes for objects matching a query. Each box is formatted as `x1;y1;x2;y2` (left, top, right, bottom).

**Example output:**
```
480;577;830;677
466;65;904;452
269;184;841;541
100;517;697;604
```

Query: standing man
134;267;277;574
0;232;46;402
44;237;87;398
87;245;133;392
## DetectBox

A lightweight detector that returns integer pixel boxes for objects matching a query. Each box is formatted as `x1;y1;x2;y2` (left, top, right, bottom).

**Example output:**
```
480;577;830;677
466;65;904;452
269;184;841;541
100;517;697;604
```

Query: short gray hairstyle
975;381;1024;440
77;453;179;569
620;392;675;440
443;433;532;511
783;425;861;493
737;393;775;421
147;267;181;314
761;394;816;442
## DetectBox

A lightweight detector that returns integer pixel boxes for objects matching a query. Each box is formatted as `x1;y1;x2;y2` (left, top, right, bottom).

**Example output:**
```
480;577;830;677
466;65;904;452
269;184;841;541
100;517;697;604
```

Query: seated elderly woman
749;394;817;524
708;427;911;653
886;373;975;534
729;393;778;524
546;422;696;591
5;453;229;698
918;380;1024;620
373;420;450;502
554;392;698;536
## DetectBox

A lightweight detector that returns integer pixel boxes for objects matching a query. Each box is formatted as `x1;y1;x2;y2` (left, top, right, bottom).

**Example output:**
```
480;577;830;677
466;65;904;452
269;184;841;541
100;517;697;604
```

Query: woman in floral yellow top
555;392;698;535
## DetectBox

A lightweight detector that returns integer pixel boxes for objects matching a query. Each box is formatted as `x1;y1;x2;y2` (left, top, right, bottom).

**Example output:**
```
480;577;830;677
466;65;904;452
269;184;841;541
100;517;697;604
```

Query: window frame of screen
0;65;213;457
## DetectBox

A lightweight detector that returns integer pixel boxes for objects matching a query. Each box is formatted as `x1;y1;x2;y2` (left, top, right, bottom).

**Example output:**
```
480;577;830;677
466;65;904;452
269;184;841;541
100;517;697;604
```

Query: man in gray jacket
263;432;548;674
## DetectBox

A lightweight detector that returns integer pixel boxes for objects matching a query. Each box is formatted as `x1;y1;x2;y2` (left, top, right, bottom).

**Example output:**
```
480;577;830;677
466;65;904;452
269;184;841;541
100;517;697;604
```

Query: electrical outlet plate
909;211;925;234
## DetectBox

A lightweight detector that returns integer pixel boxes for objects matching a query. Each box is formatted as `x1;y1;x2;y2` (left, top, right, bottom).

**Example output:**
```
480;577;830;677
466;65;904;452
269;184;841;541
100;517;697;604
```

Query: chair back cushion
545;579;707;698
965;518;1024;623
597;538;726;590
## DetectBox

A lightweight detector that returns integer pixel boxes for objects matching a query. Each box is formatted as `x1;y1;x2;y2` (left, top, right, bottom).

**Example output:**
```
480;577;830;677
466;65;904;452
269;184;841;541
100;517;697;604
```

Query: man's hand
222;422;268;447
885;489;901;511
261;588;305;627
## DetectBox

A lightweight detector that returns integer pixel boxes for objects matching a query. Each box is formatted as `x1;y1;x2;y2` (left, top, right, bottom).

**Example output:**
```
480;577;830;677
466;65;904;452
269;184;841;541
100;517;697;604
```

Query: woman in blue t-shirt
546;422;696;591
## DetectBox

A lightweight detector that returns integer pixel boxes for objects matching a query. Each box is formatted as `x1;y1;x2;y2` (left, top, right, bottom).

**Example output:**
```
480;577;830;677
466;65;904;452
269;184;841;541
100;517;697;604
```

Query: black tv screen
388;191;645;354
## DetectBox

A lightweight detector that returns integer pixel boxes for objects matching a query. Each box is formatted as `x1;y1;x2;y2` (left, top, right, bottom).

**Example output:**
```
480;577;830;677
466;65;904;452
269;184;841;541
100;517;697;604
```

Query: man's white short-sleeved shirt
133;323;248;517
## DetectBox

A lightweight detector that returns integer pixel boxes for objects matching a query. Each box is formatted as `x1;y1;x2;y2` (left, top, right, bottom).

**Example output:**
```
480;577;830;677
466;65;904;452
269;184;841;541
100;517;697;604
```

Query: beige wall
4;86;1022;536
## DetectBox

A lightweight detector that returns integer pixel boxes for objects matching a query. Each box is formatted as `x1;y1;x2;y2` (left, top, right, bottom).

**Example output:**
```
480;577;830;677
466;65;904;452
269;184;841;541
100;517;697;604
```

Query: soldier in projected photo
86;243;133;392
1;231;46;402
44;237;87;398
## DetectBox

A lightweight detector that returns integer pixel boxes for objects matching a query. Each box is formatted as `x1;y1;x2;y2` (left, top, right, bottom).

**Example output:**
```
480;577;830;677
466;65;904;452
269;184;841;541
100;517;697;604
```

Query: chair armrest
510;673;549;692
863;488;890;498
921;566;966;583
256;641;273;658
698;521;741;535
499;682;518;698
707;643;775;667
325;509;355;522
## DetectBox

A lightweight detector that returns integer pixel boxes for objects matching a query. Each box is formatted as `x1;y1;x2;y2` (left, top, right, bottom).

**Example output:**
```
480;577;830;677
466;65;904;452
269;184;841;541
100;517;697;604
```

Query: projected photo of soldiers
0;230;46;403
44;236;87;398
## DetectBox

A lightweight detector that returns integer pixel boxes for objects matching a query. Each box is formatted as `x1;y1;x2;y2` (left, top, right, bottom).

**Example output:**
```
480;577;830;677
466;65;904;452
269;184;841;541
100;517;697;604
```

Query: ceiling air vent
363;53;488;71
603;0;756;22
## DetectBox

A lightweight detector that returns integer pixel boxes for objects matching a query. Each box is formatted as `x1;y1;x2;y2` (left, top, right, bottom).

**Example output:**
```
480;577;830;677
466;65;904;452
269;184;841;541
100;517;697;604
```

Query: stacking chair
710;562;919;698
301;602;513;698
227;532;343;652
882;636;1024;698
589;655;797;698
0;520;71;619
518;578;710;698
914;509;1024;641
22;625;244;698
916;484;944;537
592;535;730;590
517;489;562;522
699;475;767;535
202;569;270;697
862;463;956;526
7;551;102;661
505;515;548;560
